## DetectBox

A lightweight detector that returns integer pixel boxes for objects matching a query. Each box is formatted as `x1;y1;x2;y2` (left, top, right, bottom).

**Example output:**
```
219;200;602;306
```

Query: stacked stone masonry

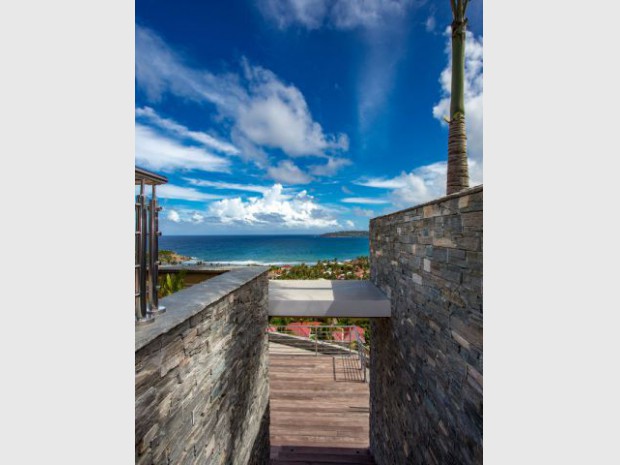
369;186;482;465
135;268;270;465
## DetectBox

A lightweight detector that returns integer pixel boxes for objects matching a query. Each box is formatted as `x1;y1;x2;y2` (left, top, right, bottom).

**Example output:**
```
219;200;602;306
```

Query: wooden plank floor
269;342;375;464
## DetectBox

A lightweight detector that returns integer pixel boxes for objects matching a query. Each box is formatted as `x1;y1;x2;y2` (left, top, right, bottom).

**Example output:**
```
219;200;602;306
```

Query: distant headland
320;230;369;238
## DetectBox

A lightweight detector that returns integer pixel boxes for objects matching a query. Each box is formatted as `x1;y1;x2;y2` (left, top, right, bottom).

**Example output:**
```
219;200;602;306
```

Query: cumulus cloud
267;160;313;184
236;63;349;156
258;0;415;30
208;184;339;228
136;107;240;155
164;208;206;224
135;123;231;173
356;160;482;208
345;219;355;228
432;29;483;166
191;212;205;223
166;209;181;223
136;26;348;163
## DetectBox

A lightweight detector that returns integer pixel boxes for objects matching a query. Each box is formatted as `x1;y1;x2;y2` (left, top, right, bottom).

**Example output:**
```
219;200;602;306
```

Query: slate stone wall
369;186;483;465
135;268;270;465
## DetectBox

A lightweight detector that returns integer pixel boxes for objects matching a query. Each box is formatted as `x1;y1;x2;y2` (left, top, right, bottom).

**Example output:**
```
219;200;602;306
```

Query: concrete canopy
269;280;391;317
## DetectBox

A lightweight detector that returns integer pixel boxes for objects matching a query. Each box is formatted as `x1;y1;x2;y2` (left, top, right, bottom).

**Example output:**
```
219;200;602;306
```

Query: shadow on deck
269;342;375;464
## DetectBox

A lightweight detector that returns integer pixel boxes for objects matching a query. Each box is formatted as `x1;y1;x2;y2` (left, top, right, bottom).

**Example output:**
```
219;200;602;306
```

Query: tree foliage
158;271;186;298
269;256;369;280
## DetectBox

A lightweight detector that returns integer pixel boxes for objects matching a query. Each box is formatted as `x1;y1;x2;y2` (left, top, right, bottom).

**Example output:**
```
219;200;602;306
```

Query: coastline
159;235;369;267
167;257;365;268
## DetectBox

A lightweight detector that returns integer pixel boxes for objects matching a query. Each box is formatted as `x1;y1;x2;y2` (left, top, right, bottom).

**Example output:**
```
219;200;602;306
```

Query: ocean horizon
159;234;369;266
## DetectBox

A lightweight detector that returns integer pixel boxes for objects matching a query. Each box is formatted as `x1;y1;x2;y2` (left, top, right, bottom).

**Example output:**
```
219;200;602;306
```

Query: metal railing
267;325;370;382
135;168;167;324
355;329;370;382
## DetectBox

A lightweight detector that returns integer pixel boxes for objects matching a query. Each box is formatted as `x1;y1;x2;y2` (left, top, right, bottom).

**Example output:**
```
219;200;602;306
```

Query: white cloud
341;197;390;205
184;178;271;194
136;26;348;162
267;160;313;184
351;30;483;210
355;177;407;189
257;1;416;130
331;0;414;29
208;184;339;228
258;0;415;30
357;31;404;130
237;61;349;157
157;184;226;202
386;162;447;206
136;107;240;155
432;29;483;167
309;157;352;176
163;208;207;224
345;219;355;228
191;212;205;224
357;160;482;209
425;15;436;32
135;123;231;173
166;209;181;223
259;0;328;29
352;206;374;217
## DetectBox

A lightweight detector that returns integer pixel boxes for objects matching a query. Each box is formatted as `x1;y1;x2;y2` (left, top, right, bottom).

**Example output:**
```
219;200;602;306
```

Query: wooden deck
269;342;375;464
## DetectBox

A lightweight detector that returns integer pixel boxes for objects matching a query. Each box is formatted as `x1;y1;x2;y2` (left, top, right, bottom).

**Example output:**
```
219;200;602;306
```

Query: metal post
136;180;153;324
356;330;367;383
148;184;165;315
135;201;141;320
314;327;318;356
348;327;352;351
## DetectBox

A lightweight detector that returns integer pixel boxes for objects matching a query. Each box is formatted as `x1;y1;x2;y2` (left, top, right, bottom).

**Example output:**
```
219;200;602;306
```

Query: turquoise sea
159;235;369;265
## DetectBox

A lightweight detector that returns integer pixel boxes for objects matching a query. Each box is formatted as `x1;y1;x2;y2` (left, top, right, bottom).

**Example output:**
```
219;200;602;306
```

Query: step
270;446;375;464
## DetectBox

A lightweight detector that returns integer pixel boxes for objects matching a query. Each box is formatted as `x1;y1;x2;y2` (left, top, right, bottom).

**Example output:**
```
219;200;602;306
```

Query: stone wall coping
269;279;391;317
371;184;483;221
135;266;268;351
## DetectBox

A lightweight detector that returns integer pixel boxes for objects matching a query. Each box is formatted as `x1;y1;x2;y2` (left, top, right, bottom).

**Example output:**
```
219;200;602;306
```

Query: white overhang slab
269;280;391;317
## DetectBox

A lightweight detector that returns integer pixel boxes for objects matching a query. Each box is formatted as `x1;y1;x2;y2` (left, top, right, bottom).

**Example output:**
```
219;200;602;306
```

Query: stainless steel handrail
135;168;167;325
355;329;370;383
148;185;165;315
267;325;370;382
135;179;152;324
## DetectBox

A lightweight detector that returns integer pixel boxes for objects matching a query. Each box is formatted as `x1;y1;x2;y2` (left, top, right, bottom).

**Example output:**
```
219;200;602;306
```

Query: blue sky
135;0;483;234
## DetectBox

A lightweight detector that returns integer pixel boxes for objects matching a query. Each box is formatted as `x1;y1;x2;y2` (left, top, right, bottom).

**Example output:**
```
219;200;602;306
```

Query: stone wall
369;186;482;465
135;267;270;465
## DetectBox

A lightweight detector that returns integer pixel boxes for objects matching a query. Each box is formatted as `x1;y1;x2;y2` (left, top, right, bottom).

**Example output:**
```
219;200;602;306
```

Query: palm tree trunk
446;0;470;195
447;115;469;194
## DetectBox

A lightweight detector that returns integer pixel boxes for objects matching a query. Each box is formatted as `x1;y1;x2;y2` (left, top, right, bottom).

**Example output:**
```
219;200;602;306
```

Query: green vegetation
269;316;372;346
159;249;191;265
269;256;369;280
268;256;372;345
320;230;369;238
158;271;187;298
159;250;174;263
